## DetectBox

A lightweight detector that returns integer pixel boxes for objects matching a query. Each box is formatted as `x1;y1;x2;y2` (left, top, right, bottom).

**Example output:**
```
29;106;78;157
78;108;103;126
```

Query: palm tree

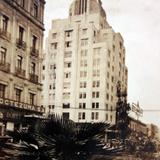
2;115;109;160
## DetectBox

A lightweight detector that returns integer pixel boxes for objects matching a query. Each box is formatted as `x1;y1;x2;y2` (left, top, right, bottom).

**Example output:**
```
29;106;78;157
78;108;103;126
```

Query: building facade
147;124;160;140
0;0;45;132
42;0;128;124
129;117;148;136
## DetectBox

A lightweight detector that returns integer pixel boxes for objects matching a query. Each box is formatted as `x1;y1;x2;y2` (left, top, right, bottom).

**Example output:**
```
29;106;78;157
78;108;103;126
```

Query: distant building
129;117;148;136
147;124;159;140
42;0;128;124
0;0;45;131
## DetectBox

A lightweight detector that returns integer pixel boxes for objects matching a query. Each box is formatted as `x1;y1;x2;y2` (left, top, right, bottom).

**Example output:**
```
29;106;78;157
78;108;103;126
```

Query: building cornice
4;0;45;31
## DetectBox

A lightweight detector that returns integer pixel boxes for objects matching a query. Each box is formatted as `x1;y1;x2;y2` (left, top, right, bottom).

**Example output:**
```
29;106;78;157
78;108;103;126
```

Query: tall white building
42;0;128;124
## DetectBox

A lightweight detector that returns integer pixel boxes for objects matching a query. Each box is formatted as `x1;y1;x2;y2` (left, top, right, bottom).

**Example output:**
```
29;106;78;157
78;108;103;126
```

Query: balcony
16;39;26;51
0;28;11;41
15;67;26;78
30;47;39;58
0;61;10;73
29;73;38;83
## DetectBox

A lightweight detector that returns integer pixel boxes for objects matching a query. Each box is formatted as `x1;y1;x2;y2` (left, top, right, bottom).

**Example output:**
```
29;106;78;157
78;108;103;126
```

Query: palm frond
3;115;110;160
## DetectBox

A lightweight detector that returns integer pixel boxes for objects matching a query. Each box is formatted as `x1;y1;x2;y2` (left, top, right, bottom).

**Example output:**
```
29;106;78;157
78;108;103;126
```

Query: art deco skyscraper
42;0;128;124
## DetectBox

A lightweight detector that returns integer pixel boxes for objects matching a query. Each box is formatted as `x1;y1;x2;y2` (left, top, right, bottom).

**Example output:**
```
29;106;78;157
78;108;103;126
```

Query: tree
116;81;131;143
2;115;109;160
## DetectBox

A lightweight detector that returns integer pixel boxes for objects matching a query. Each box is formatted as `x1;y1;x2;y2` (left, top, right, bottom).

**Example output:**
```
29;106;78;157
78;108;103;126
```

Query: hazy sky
44;0;160;126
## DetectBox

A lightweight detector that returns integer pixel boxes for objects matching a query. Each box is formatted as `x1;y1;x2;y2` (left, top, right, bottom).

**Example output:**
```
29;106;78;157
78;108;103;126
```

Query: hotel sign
0;97;44;113
132;102;143;119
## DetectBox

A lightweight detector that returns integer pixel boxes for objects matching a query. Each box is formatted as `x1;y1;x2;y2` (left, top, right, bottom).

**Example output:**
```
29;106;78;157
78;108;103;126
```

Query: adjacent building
147;124;160;140
42;0;128;124
129;117;148;136
0;0;45;132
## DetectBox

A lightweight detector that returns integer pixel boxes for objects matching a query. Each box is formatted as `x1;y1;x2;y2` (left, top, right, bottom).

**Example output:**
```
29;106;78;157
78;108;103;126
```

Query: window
113;45;115;52
94;30;96;37
92;102;99;109
107;72;110;78
79;103;86;109
78;112;85;120
94;48;101;56
63;82;70;89
79;92;86;99
53;83;55;89
33;3;38;17
113;56;115;62
93;58;100;66
30;62;36;74
107;61;110;68
64;62;71;68
15;88;21;102
112;66;114;72
17;56;22;69
63;93;70;99
119;62;122;69
92;92;100;98
108;49;111;57
93;70;100;77
106;104;108;111
21;0;25;7
65;41;72;48
30;93;35;105
82;28;87;35
80;71;87;77
50;64;56;70
119;71;121;77
92;81;100;88
81;50;87;57
52;33;57;39
106;93;109;100
80;60;87;67
111;76;114;83
42;65;45;70
111;96;114;102
62;112;69;120
32;35;37;50
49;105;54;110
51;43;57;49
123;57;125;63
110;115;113;122
0;84;5;98
107;83;109;89
119;42;122;49
119;52;122;58
64;51;72;58
0;47;6;64
111;86;114;92
2;15;8;32
19;26;24;42
64;72;71;78
65;30;73;37
80;82;87;88
81;39;88;46
63;103;70;109
91;112;99;120
106;114;108;121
